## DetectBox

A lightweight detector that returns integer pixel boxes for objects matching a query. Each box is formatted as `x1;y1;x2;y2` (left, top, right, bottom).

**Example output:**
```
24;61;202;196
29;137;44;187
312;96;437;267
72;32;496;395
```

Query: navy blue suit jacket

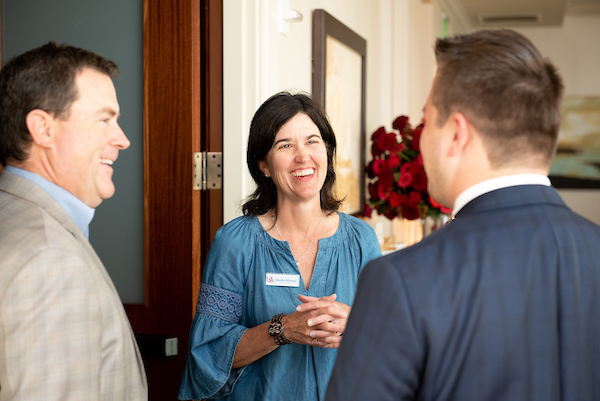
326;185;600;400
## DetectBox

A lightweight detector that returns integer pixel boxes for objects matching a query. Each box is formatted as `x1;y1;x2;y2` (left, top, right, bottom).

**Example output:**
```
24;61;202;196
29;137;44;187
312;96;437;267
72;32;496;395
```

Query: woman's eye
279;144;291;149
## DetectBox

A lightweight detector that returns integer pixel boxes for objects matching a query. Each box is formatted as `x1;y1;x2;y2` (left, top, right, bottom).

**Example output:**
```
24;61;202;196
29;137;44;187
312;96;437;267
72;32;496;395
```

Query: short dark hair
433;29;564;168
0;41;119;166
242;91;342;216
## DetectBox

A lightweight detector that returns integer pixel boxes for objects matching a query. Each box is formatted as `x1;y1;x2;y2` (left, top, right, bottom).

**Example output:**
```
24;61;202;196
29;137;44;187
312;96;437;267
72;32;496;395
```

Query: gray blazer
0;170;147;400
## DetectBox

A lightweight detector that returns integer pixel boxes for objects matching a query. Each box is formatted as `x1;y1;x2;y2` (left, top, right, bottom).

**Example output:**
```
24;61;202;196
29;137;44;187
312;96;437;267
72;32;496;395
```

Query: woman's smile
291;168;315;177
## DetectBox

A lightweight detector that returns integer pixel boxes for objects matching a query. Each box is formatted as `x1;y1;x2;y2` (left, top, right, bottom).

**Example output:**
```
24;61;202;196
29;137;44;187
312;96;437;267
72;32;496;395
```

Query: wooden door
126;0;223;399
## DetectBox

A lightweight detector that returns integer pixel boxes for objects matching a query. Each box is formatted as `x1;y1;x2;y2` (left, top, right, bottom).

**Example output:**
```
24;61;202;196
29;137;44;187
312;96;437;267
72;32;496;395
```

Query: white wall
513;16;600;225
408;1;438;123
223;0;420;223
223;3;600;232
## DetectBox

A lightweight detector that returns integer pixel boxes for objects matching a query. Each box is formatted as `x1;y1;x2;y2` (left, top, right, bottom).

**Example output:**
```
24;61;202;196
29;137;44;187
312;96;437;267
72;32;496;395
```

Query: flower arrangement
364;115;452;220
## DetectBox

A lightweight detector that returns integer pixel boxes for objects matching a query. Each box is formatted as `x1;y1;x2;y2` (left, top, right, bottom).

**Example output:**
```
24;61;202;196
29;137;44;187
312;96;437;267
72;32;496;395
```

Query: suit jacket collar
455;185;568;220
0;170;118;294
0;170;79;235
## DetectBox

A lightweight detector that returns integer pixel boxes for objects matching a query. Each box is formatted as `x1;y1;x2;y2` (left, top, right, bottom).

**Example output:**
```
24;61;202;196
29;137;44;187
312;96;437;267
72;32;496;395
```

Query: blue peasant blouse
178;212;381;401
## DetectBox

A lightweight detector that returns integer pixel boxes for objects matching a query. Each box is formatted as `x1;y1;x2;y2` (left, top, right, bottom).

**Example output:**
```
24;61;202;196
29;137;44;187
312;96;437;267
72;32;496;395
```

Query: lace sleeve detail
197;283;243;324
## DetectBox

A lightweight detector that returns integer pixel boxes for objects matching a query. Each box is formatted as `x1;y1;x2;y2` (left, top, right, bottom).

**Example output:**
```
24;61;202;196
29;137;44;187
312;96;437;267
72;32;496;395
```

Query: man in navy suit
325;29;600;400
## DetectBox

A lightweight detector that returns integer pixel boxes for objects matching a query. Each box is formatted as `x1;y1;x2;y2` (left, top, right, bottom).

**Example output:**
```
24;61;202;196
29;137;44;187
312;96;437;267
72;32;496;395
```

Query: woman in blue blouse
179;92;381;401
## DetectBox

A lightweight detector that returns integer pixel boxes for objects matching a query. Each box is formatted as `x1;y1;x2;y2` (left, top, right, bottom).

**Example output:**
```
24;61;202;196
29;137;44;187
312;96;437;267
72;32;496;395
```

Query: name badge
266;273;300;287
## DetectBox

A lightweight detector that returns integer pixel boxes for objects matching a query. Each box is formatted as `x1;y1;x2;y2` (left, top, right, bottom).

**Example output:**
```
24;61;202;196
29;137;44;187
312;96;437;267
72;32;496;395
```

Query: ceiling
453;0;600;27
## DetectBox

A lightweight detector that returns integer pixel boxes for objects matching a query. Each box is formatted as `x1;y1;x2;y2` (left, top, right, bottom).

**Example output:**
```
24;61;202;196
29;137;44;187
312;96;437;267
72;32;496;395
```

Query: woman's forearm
232;321;279;369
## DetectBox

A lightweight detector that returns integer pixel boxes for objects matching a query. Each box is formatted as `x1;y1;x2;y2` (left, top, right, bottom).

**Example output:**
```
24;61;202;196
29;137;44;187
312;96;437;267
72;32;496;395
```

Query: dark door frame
129;0;223;398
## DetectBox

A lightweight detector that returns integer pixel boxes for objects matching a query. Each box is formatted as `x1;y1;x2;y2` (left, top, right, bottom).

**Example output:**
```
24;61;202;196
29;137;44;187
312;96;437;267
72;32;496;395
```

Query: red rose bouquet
364;115;452;220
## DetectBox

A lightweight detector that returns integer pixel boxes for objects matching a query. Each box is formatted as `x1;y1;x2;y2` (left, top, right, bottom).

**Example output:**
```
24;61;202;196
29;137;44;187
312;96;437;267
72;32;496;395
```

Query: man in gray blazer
326;30;600;400
0;42;147;400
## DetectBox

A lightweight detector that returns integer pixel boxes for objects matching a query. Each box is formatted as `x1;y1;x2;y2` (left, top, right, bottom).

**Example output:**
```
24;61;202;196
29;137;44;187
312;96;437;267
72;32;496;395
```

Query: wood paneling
125;0;201;398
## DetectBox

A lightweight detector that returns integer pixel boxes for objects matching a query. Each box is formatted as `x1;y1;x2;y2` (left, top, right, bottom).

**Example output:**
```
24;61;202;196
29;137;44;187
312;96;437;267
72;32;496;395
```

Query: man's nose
112;123;130;150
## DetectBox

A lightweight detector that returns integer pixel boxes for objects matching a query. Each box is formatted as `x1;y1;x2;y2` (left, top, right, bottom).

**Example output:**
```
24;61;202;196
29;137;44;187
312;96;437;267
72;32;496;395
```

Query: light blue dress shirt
4;166;95;239
179;213;381;401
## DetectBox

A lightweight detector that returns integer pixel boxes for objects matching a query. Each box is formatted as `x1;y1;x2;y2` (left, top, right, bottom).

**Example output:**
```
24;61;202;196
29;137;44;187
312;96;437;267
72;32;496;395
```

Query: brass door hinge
193;152;222;190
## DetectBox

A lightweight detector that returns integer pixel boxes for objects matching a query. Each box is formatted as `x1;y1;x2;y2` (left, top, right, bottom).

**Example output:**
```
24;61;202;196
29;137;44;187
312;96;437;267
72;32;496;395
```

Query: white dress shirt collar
453;174;551;216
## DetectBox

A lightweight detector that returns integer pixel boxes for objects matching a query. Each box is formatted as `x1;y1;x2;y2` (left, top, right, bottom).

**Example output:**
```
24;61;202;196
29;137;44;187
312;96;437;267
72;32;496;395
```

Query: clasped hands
281;294;349;349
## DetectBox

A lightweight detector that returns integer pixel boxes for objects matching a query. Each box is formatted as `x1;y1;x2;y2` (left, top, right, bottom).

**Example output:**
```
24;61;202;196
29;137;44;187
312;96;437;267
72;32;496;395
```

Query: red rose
377;132;398;152
411;128;422;151
398;170;412;188
429;195;453;214
366;161;375;179
428;195;443;208
371;142;380;158
387;153;401;169
392;116;409;132
409;161;424;174
411;170;427;191
371;126;386;142
401;202;420;220
378;184;389;200
400;162;412;175
372;159;387;176
369;183;380;201
383;206;399;220
409;191;421;203
378;170;394;189
388;192;401;208
377;171;394;200
367;116;448;222
362;203;373;218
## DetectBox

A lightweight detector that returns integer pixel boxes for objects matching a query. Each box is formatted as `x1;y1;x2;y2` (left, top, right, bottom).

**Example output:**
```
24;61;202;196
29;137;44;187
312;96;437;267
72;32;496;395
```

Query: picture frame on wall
312;9;367;215
550;96;600;189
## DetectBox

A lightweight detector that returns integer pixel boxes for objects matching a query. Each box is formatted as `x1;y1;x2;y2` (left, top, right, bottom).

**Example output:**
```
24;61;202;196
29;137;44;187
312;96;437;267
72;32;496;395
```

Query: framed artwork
313;9;367;215
550;96;600;189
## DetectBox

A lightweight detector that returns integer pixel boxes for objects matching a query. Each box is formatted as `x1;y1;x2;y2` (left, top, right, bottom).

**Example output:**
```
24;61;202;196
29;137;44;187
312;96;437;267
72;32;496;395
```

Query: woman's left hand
296;293;351;348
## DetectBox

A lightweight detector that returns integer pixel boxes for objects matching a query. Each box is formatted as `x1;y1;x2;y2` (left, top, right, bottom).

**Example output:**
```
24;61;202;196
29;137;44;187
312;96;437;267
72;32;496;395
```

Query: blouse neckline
249;211;349;252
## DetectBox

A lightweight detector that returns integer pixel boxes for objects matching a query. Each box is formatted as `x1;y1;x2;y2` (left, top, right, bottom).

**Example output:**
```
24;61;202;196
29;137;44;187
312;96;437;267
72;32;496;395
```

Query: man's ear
258;160;271;178
25;109;55;148
446;112;470;158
